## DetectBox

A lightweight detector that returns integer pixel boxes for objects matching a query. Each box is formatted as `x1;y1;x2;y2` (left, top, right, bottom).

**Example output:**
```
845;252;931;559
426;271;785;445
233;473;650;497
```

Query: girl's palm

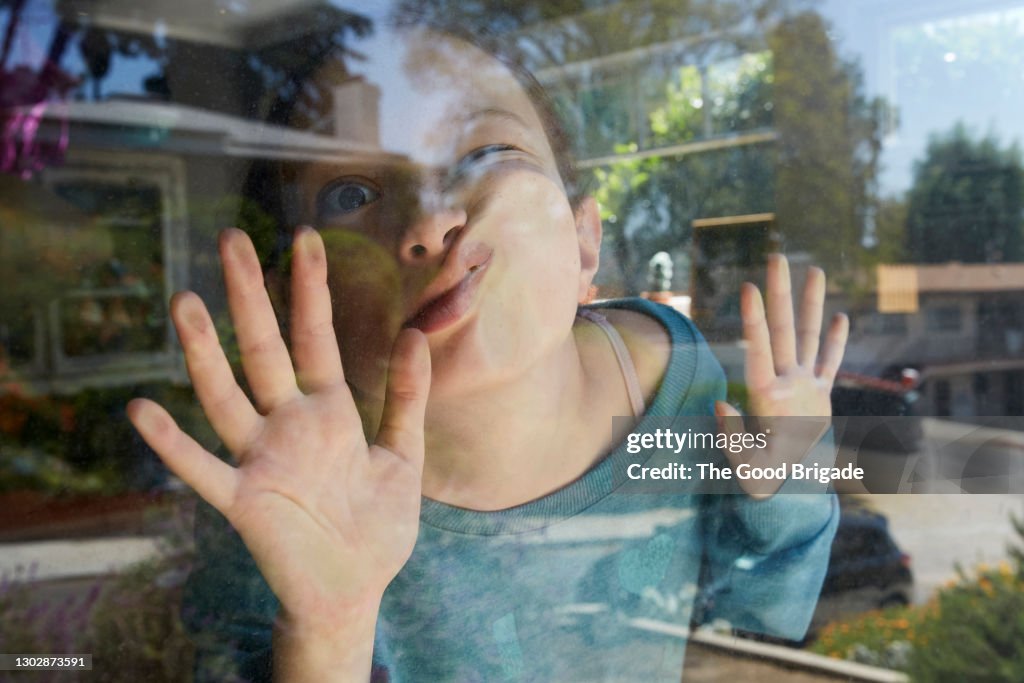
128;228;430;622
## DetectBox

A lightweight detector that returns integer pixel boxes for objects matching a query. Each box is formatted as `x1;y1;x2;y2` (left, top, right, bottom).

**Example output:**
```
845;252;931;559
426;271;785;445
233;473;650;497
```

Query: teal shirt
182;298;838;682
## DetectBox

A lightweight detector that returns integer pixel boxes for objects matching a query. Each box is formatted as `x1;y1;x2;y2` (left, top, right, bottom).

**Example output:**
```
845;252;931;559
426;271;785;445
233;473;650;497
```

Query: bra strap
578;308;646;417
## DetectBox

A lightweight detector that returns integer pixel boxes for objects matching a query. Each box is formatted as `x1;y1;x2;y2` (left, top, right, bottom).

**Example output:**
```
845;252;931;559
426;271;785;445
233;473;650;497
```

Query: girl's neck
417;316;635;511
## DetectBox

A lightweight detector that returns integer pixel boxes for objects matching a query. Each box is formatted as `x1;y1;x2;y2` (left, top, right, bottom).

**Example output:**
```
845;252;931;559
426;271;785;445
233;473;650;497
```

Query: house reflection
846;263;1024;418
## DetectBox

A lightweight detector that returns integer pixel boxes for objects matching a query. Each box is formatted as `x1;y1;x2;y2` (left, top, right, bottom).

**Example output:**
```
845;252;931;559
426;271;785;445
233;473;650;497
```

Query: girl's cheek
322;230;403;396
487;168;574;226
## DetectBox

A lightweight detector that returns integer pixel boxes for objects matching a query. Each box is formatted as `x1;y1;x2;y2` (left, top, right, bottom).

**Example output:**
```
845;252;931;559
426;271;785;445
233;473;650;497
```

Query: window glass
1;1;1022;680
926;304;962;332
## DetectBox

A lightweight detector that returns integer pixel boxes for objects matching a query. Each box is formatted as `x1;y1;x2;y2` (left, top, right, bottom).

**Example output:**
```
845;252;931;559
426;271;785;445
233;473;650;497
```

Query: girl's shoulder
599;302;673;405
588;298;724;414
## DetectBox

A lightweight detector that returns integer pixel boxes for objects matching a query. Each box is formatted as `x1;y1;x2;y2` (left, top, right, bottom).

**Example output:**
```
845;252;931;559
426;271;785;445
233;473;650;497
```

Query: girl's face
287;31;601;400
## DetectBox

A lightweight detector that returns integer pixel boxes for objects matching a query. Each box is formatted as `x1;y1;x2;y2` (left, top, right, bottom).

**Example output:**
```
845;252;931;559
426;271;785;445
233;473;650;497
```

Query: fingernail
222;228;248;258
130;403;162;435
179;295;208;333
295;226;314;253
232;234;249;259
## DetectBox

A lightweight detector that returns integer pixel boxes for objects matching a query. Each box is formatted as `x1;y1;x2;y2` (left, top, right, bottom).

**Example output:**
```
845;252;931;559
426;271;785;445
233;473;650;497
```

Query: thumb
714;400;752;469
715;400;741;442
716;400;778;499
374;328;431;466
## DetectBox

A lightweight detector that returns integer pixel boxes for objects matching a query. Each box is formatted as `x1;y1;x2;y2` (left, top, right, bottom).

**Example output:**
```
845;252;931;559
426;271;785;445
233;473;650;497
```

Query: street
859;493;1024;603
836;417;1024;603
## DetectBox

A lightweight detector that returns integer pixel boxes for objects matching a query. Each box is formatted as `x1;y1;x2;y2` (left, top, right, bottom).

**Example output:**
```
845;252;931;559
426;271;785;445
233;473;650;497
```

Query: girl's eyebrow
461;107;528;128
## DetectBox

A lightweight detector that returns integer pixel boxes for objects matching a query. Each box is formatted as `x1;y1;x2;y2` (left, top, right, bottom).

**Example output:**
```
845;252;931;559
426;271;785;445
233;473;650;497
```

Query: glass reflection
1;1;1023;681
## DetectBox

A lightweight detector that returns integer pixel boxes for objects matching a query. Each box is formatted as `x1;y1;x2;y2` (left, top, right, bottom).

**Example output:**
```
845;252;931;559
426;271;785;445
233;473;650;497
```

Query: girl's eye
450;144;519;183
317;180;380;217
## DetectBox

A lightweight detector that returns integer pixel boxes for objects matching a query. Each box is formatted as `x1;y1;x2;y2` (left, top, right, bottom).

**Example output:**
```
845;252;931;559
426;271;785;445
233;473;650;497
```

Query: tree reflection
905;124;1023;264
772;11;888;278
528;5;889;292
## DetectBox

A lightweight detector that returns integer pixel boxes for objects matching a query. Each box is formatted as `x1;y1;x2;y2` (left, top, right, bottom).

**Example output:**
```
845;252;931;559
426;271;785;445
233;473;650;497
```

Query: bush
0;505;202;682
810;602;923;670
0;565;102;683
907;561;1024;682
85;550;196;681
812;514;1024;681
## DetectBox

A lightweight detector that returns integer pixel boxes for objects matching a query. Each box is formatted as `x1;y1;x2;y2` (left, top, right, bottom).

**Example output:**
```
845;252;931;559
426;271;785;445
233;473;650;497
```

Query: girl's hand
127;228;430;629
715;254;849;498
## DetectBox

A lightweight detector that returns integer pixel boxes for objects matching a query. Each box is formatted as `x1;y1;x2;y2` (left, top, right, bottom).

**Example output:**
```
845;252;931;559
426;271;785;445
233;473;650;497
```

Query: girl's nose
399;205;468;264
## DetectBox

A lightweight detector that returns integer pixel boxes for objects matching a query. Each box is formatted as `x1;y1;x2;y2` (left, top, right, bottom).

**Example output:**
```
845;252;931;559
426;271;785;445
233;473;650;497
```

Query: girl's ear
575;196;602;303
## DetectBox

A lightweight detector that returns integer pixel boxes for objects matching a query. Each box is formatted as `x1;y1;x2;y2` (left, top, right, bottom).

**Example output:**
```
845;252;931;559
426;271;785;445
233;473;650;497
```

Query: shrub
907;560;1024;682
85;552;196;681
810;602;924;670
812;514;1024;682
0;505;203;682
0;564;102;683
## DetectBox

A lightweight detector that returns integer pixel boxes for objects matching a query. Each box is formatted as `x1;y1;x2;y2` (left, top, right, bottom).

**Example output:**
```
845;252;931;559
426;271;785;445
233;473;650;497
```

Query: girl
128;22;848;683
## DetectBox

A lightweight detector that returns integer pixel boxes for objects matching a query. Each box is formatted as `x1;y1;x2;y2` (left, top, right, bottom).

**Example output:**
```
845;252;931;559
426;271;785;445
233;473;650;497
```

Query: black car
720;496;913;644
573;496;913;644
808;497;914;634
831;371;923;454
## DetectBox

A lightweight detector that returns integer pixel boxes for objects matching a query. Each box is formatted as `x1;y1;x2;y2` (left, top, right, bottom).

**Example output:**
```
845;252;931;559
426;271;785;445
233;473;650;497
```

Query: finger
290;227;344;392
797;267;825;367
171;291;262;454
816;313;849;387
128;398;239;513
740;282;775;390
765;253;797;374
714;401;764;468
221;228;300;411
714;400;747;466
374;329;431;467
715;401;775;499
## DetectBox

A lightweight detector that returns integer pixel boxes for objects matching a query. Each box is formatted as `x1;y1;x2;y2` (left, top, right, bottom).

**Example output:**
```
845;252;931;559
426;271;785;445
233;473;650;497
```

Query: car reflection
567;495;912;649
809;496;913;635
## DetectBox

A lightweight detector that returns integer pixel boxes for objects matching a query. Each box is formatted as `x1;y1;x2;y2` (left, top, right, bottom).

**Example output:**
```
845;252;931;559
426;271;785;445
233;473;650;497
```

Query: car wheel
879;594;909;609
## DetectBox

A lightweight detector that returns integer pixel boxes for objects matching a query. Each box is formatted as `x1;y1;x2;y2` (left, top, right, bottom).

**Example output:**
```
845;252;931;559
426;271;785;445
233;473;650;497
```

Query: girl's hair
240;16;586;270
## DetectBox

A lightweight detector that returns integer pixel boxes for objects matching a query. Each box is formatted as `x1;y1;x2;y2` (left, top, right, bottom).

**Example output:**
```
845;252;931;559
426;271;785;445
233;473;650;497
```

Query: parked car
723;496;913;644
831;370;923;454
808;496;914;634
574;496;913;645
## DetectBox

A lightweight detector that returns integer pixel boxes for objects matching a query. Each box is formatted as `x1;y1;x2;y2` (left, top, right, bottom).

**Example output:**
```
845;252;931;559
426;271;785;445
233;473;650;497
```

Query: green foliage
810;602;922;669
0;382;208;495
0;444;113;494
867;197;909;264
905;123;1024;264
86;554;196;682
590;51;776;294
0;390;119;494
907;561;1024;682
0;565;102;682
813;514;1024;681
0;507;218;683
588;10;888;294
648;65;705;145
592;144;654;225
771;11;888;278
